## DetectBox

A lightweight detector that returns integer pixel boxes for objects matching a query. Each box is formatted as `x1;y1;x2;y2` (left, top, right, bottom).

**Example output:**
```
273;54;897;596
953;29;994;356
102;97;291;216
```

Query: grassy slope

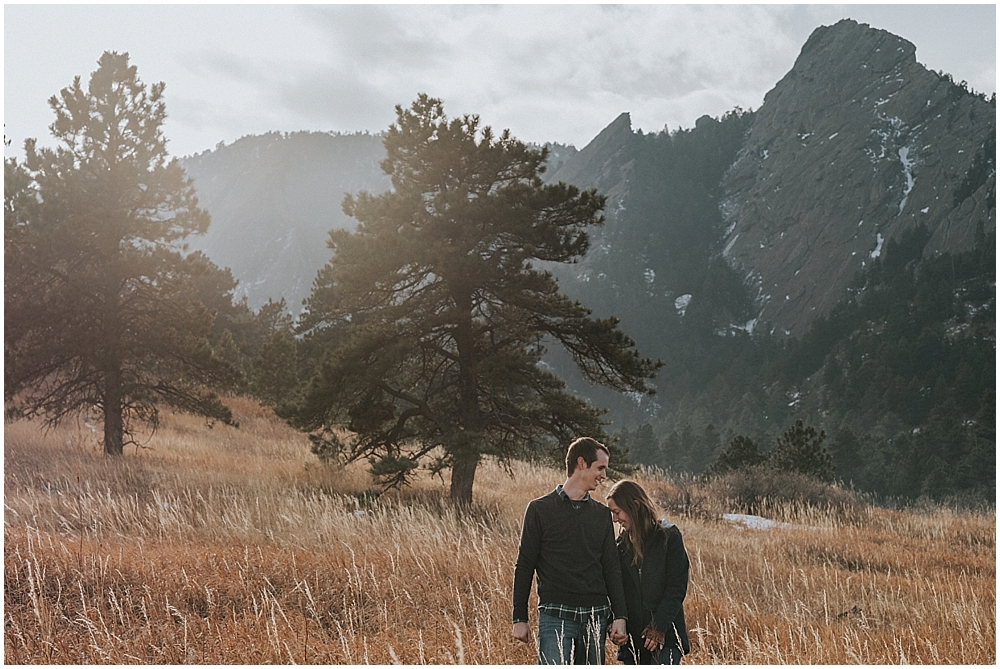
4;398;995;664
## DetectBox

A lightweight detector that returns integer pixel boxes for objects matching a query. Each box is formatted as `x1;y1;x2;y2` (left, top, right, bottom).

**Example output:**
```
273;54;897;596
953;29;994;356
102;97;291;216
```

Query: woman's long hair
607;480;659;565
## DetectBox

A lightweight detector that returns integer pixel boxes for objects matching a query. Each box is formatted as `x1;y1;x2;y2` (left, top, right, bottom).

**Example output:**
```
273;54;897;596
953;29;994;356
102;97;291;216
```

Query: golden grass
4;399;995;664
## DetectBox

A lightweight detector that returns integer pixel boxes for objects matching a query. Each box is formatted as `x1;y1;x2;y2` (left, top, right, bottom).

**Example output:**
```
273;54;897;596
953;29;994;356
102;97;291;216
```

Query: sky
4;4;996;160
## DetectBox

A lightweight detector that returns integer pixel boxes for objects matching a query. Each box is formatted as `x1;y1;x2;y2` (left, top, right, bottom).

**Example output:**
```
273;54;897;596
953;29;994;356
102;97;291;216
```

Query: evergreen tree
284;95;660;504
962;387;997;499
5;52;236;454
703;434;767;478
771;420;834;483
694;423;722;473
250;332;299;406
828;428;863;484
4;154;39;386
660;423;697;472
617;423;661;466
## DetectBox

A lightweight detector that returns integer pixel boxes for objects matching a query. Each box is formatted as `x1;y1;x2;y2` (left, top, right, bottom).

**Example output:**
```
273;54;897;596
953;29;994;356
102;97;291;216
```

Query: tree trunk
100;264;125;456
450;451;480;505
103;365;124;456
102;303;124;456
450;286;483;505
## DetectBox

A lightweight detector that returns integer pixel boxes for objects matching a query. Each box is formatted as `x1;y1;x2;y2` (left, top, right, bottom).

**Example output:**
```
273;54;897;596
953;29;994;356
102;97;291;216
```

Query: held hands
512;621;533;644
641;624;666;652
608;618;628;646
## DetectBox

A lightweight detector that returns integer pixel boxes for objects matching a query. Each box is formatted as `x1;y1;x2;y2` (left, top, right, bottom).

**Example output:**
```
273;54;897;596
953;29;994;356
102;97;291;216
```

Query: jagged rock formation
719;19;995;337
547;112;636;205
543;112;639;288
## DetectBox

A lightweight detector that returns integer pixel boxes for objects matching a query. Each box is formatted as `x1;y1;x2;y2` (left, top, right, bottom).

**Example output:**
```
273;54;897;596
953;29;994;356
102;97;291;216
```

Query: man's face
577;449;609;491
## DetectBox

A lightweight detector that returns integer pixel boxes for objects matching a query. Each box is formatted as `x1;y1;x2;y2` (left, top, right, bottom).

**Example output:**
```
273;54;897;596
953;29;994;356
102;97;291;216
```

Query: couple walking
512;437;690;665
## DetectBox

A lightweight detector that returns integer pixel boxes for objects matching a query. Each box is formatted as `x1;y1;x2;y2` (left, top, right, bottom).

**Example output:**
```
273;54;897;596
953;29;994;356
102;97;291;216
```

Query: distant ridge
182;131;388;311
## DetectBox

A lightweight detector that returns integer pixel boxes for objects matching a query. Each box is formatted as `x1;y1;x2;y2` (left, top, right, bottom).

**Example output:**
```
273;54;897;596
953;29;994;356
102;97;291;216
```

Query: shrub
641;469;712;520
703;466;858;516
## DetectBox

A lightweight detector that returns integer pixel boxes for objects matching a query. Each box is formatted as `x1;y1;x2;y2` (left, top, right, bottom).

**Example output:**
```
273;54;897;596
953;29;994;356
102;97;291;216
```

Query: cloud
273;67;401;133
5;4;994;159
180;49;261;85
303;5;452;71
364;5;809;143
252;5;805;145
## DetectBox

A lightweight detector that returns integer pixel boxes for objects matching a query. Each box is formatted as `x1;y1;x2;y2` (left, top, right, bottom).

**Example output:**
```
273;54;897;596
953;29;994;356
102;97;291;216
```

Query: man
512;437;629;664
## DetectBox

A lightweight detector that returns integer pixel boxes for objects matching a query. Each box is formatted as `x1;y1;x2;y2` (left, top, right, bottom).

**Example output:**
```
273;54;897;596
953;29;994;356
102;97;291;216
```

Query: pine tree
771;420;834;483
5;52;236;454
703;434;767;478
828;428;863;484
617;423;661;466
284;95;660;504
250;333;299;406
4;154;39;386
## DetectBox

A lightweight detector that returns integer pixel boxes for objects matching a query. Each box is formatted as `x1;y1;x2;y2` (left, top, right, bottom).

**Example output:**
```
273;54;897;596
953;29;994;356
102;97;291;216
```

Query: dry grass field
4;398;995;664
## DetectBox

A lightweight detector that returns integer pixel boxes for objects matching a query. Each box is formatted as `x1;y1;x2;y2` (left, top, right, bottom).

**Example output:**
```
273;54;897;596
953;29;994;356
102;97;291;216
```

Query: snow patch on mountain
674;294;692;317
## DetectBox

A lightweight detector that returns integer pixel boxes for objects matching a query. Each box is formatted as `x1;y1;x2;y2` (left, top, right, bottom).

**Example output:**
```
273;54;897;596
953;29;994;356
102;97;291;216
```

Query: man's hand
609;618;628;645
513;621;533;644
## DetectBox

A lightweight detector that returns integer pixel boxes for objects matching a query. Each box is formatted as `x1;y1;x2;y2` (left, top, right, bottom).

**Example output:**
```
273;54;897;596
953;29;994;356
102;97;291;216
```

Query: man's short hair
565;437;610;477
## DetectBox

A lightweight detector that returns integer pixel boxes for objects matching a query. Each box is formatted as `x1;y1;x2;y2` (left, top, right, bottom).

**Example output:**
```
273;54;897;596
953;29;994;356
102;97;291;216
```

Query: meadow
4;398;995;664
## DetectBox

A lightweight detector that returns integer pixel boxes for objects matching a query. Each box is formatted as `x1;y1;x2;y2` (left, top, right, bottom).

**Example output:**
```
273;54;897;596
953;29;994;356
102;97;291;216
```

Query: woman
606;480;691;664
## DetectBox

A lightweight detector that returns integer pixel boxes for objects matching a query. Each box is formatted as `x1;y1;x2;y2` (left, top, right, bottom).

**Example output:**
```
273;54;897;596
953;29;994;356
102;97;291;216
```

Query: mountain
546;19;994;340
181;131;389;311
539;108;760;428
183;23;994;332
719;20;995;337
537;20;994;499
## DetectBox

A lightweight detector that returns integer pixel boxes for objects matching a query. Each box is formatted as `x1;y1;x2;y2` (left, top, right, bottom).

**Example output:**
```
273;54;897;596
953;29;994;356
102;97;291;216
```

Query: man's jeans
537;610;609;664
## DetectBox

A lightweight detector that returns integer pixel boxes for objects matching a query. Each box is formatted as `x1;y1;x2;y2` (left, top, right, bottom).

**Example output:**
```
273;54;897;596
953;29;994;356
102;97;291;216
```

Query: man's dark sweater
512;486;628;623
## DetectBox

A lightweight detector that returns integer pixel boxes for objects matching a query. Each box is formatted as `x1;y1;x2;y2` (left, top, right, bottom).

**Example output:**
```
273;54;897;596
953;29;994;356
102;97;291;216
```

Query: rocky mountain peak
182;131;389;310
795;19;915;79
548;111;636;203
720;19;995;337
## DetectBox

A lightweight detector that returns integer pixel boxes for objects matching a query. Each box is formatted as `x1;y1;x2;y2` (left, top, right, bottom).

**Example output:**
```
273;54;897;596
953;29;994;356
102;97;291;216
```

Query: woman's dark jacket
616;519;691;657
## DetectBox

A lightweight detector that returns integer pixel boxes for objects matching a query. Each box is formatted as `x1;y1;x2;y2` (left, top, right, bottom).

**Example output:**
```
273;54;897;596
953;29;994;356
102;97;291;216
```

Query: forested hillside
542;100;994;501
613;222;995;501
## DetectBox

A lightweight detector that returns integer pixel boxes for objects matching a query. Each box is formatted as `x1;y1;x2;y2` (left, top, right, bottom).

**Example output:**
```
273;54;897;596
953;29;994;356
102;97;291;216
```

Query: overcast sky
4;4;996;159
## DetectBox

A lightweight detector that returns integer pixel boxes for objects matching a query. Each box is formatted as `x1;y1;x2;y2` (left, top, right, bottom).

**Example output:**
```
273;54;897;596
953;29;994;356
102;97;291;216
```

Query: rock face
544;112;638;286
547;111;636;205
719;19;995;337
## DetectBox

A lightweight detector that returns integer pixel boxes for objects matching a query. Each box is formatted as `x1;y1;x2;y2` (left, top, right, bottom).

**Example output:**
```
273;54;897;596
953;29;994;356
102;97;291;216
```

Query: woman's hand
641;625;665;652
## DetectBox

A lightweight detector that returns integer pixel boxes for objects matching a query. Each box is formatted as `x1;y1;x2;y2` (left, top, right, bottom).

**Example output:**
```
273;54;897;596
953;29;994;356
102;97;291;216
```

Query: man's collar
555;484;591;502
